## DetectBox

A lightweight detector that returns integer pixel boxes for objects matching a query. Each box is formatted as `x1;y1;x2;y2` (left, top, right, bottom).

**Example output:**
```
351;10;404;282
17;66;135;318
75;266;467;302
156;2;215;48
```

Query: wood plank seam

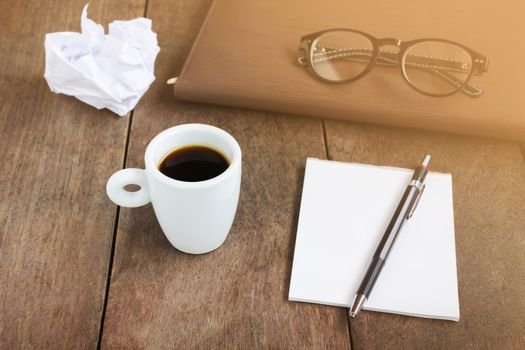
96;111;135;349
322;119;331;160
144;0;150;17
97;3;150;347
347;315;355;350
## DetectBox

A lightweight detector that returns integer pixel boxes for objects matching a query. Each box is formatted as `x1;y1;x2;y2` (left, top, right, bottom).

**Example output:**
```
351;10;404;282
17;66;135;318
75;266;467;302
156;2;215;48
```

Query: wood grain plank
0;1;144;348
324;121;525;349
100;0;350;348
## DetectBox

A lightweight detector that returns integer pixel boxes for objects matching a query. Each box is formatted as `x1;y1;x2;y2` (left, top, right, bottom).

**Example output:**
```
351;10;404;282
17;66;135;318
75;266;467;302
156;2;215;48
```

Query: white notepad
289;158;460;321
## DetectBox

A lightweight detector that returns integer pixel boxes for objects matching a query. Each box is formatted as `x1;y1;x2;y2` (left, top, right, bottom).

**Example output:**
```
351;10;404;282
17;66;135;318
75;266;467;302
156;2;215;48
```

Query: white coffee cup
106;124;242;254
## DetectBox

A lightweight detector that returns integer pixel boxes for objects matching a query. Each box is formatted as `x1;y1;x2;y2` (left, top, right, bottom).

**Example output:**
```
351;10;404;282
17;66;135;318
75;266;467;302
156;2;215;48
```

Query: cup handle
106;168;151;208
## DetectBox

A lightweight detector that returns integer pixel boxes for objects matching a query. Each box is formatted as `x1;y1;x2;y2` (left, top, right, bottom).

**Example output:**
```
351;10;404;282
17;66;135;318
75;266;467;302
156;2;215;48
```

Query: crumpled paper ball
44;4;160;116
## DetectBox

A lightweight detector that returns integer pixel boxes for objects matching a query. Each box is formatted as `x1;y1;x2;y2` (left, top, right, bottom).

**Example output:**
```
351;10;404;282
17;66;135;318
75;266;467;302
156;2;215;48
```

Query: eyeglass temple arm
301;47;483;96
325;48;480;95
377;51;466;72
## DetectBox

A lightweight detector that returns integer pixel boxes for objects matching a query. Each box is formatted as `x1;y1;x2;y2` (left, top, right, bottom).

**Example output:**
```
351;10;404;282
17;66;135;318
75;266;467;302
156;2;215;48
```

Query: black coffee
158;145;229;182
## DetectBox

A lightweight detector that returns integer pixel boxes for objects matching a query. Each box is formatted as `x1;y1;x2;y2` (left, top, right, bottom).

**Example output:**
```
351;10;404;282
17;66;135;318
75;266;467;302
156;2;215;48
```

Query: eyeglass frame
298;28;489;97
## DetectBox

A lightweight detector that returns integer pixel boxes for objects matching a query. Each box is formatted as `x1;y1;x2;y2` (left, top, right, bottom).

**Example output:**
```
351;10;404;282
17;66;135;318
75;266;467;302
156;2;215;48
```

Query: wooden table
1;1;524;348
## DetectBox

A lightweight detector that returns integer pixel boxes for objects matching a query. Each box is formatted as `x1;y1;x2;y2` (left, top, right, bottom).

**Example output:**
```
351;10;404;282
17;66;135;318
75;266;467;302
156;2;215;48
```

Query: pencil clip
407;184;426;219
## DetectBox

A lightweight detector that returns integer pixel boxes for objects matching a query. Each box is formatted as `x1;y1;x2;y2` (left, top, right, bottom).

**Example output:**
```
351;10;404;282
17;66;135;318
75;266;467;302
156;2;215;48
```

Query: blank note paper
289;158;460;321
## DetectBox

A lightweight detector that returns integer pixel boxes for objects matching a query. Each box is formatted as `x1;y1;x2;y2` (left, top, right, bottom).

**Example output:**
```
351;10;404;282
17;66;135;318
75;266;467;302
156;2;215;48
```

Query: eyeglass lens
402;41;472;95
311;31;374;81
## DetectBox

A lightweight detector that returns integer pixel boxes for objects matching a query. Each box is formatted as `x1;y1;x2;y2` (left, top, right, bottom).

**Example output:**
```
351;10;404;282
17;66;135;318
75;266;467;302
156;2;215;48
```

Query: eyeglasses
297;29;489;97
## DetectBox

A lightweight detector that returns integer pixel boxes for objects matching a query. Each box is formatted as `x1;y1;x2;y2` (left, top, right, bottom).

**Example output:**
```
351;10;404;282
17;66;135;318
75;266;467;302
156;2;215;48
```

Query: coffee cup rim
145;123;241;188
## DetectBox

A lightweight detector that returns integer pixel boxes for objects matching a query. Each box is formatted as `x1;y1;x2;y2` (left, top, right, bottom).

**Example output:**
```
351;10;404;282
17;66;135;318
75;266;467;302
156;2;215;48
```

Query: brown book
173;0;525;141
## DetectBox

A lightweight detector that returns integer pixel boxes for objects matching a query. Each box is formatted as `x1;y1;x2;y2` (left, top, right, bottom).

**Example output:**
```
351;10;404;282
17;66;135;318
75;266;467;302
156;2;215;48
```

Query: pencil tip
349;294;366;319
